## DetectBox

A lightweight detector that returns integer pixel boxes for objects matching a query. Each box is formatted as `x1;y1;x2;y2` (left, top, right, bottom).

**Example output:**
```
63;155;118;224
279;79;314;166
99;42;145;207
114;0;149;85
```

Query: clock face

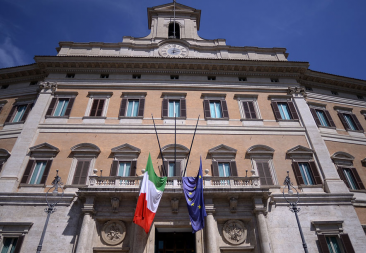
159;44;188;58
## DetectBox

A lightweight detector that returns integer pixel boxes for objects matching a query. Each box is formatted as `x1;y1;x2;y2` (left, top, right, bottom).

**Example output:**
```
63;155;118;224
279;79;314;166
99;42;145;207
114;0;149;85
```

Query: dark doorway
168;23;180;39
155;231;195;253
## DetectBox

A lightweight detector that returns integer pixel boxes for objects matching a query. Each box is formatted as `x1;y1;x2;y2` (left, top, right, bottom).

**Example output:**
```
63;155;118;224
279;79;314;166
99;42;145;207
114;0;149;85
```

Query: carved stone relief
101;220;126;246
222;220;247;245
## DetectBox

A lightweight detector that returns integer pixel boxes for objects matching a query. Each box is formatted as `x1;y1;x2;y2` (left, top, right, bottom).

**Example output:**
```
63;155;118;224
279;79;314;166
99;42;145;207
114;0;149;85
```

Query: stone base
0;178;19;192
324;179;350;193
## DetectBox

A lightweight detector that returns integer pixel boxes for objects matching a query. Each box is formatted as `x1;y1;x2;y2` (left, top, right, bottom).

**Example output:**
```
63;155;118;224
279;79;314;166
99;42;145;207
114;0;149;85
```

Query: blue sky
1;0;365;80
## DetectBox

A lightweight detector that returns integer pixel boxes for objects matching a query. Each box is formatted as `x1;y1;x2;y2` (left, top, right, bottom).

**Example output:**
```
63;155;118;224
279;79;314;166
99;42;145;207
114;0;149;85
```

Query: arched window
168;23;180;39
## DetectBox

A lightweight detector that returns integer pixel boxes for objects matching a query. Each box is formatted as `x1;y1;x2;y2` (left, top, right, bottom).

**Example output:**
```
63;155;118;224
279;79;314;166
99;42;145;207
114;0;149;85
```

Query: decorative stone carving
101;220;126;245
171;197;179;213
287;87;306;98
39;81;57;94
222;220;247;245
229;197;238;213
111;197;120;213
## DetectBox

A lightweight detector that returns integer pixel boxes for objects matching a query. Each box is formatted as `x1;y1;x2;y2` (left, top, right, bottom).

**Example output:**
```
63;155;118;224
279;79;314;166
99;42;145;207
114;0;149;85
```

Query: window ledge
299;184;322;188
64;184;88;188
347;129;364;134
318;126;336;130
162;117;187;120
240;118;263;122
19;183;45;187
118;116;143;120
3;121;25;126
205;117;229;121
277;119;299;122
45;116;70;119
350;189;366;193
82;116;107;119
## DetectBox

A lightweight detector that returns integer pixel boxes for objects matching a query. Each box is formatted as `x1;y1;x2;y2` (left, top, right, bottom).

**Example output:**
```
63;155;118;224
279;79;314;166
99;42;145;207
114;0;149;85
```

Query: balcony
88;176;260;189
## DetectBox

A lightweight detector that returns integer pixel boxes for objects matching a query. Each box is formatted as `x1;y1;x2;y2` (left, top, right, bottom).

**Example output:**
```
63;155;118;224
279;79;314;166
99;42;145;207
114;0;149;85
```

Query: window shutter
350;168;365;190
162;98;168;117
338;113;350;130
119;98;127;117
96;99;105;116
175;161;181;177
130;160;137;176
324;110;336;127
340;234;355;253
292;162;305;185
242;101;251;119
46;98;57;116
13;234;25;253
337;167;350;188
110;160;119;176
230;161;238;176
138;98;145;117
310;108;321;126
203;100;211;118
221;100;229;119
163;161;169;177
90;99;99;116
72;160;90;185
5;105;16;123
271;102;281;120
211;160;219;176
351;114;364;131
21;103;33;122
287;101;299;120
0;105;3;114
248;101;257;119
0;162;3;173
308;161;322;185
317;235;330;253
180;98;186;118
21;160;35;184
257;161;273;185
79;160;90;184
64;98;75;117
40;160;52;184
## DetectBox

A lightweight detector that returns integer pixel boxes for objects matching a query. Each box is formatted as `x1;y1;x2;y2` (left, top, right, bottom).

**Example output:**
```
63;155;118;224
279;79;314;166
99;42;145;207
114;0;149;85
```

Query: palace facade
0;2;366;253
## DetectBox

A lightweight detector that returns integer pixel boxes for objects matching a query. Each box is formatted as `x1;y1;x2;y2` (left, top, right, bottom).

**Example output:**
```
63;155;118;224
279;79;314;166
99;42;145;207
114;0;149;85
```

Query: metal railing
88;175;260;189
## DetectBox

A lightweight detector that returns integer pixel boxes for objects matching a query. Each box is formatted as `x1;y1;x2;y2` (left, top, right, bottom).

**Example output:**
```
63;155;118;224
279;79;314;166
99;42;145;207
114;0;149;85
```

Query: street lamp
36;170;64;253
282;171;309;253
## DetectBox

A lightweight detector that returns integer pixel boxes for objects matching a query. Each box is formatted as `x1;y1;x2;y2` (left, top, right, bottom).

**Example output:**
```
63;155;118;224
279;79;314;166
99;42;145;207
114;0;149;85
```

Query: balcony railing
88;175;260;189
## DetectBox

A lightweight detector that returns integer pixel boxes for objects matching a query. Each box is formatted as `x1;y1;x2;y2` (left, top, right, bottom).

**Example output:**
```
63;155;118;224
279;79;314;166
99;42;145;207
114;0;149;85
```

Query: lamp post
282;171;309;253
36;170;64;253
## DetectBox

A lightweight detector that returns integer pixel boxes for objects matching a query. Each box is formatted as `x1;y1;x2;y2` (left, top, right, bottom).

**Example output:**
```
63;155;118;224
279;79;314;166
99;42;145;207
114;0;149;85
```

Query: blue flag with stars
182;157;207;233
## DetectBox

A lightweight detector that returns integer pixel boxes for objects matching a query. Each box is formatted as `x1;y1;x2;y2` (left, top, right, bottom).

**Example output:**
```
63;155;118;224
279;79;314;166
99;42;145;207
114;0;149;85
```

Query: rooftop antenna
173;0;176;38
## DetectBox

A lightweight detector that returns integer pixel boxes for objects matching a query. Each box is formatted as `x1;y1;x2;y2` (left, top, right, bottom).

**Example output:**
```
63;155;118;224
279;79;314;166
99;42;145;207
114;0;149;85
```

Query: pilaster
205;203;218;253
253;197;272;253
76;196;96;253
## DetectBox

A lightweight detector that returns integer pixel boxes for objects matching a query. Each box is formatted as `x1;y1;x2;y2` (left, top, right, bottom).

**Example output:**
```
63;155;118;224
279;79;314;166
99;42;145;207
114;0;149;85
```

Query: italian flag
133;154;167;233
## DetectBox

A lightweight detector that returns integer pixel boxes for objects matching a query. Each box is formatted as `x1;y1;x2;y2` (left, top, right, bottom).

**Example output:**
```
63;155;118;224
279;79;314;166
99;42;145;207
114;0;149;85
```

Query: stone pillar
76;196;96;253
205;205;218;253
0;83;55;192
253;197;272;253
289;88;349;193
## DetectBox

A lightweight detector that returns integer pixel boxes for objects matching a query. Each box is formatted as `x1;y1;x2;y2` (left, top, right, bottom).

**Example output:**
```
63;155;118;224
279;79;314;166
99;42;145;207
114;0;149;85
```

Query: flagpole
173;0;176;38
175;112;177;178
151;114;167;176
183;115;200;177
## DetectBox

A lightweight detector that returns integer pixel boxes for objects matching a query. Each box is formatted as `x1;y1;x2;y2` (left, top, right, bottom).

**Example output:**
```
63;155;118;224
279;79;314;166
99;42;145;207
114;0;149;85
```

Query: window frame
335;107;364;133
235;95;261;121
161;93;187;120
20;159;53;186
0;222;32;253
270;98;299;121
309;104;336;129
45;92;77;119
202;94;229;120
119;92;146;119
84;92;113;119
4;100;34;125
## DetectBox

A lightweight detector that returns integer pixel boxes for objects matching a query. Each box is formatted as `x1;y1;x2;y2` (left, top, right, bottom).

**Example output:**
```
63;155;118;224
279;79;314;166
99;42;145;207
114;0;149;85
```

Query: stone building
0;1;366;253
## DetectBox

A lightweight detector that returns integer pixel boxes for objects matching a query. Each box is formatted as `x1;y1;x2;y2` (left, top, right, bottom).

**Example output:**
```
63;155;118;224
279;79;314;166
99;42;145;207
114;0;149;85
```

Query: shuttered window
242;101;257;119
46;97;75;117
72;160;91;185
1;237;21;253
271;101;298;121
110;160;137;177
89;99;105;117
162;98;186;118
20;160;52;185
338;112;364;132
337;167;365;190
211;160;238;177
203;99;229;119
318;234;355;253
292;161;322;186
256;161;274;185
5;103;33;124
310;108;335;128
164;161;181;177
0;104;4;114
119;98;145;118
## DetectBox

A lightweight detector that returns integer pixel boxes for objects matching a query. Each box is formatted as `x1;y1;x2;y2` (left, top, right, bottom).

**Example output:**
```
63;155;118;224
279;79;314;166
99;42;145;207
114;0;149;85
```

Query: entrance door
155;232;195;253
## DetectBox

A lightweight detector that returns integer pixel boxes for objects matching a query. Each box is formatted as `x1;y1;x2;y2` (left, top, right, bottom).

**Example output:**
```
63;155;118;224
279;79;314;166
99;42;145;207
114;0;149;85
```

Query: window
162;97;186;119
1;85;9;89
66;73;75;78
271;100;299;121
161;144;189;177
46;97;75;118
247;145;277;186
100;74;109;78
0;223;29;253
317;234;355;253
119;94;145;118
209;101;222;118
0;104;4;115
337;111;364;132
168;22;180;39
84;92;113;119
203;100;229;119
292;161;322;186
72;159;91;185
255;160;274;185
310;107;336;128
209;144;238;178
170;75;179;80
1;237;19;253
331;91;339;95
110;160;136;177
242;101;257;119
238;77;247;81
89;99;105;117
164;161;180;177
109;143;140;179
5;102;33;124
337;167;365;190
21;160;52;185
270;78;279;83
207;76;216;81
132;74;141;79
305;86;313;91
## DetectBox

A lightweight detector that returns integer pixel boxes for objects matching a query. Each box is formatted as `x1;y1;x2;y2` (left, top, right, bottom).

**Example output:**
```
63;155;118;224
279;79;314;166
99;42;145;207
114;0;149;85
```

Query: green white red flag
133;153;167;233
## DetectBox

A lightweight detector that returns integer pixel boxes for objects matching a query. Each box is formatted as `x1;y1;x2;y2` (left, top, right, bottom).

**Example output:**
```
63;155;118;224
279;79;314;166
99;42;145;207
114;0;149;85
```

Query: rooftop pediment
111;143;141;158
331;152;355;162
29;143;59;157
286;145;314;155
162;144;189;159
247;145;275;156
208;144;237;159
71;143;101;157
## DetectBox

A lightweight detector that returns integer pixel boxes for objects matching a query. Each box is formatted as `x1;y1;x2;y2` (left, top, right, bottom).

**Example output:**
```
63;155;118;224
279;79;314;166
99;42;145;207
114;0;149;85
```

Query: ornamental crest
222;220;247;245
101;220;126;245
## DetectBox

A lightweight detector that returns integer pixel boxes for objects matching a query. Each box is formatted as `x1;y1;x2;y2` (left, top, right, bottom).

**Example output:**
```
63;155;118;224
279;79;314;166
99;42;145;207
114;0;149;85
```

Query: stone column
289;88;349;193
205;205;218;253
253;197;272;253
0;83;55;192
76;196;96;253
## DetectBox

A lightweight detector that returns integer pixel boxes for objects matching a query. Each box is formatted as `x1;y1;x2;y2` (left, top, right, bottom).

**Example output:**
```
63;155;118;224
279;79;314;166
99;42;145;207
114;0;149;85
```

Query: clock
159;43;189;58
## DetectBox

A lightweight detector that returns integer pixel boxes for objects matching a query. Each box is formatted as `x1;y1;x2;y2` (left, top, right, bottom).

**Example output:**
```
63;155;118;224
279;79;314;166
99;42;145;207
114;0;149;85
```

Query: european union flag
182;157;207;233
